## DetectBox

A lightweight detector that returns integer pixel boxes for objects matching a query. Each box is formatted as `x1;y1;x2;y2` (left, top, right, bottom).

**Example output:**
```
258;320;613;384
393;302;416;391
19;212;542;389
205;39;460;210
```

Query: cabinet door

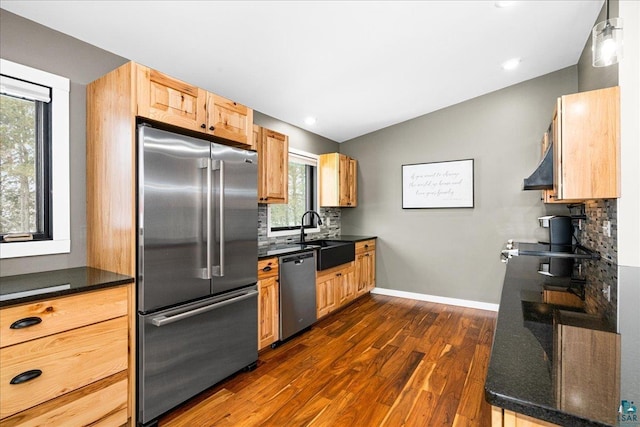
258;276;279;350
136;65;206;132
257;127;288;204
206;93;253;146
319;153;357;207
316;275;336;318
347;157;357;206
355;250;375;296
335;265;355;306
338;154;351;206
557;86;620;200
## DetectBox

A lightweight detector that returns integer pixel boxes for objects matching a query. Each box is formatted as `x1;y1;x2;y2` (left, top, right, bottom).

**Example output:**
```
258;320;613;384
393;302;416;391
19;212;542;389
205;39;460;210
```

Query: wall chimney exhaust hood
523;142;553;190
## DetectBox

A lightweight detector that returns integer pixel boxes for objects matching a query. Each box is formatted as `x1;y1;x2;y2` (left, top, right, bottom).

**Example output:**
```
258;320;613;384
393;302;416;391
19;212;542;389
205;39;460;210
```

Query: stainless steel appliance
136;125;258;426
279;251;317;341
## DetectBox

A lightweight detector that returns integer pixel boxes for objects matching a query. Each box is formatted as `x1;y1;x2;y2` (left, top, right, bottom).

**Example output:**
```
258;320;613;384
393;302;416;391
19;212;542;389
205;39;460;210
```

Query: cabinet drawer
0;371;128;426
0;316;128;418
258;257;279;280
355;239;376;255
0;286;128;348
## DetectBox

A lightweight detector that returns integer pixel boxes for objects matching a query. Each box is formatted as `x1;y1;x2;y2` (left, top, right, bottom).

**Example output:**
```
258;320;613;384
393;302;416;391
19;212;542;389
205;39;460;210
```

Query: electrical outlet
603;220;611;237
602;285;611;302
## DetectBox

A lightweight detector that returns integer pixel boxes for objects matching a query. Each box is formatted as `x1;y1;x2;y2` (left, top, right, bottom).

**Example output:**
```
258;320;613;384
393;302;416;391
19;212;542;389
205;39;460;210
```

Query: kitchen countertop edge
0;266;134;308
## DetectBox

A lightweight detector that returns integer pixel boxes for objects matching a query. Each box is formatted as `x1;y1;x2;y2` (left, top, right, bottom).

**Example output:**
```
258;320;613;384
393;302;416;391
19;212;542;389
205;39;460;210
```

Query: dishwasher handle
151;290;257;327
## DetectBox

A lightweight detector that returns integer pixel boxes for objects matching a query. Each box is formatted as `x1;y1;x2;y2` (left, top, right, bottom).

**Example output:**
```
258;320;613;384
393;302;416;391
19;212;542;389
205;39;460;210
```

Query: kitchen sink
293;240;355;270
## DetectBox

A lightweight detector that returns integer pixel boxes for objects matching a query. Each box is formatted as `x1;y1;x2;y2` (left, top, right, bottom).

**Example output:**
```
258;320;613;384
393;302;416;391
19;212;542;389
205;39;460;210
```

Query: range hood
523;142;553;190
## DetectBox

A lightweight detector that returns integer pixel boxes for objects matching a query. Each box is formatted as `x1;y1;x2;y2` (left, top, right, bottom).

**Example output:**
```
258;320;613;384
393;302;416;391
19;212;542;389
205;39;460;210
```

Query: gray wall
0;9;338;277
577;0;619;92
0;10;128;276
254;111;338;154
340;67;577;304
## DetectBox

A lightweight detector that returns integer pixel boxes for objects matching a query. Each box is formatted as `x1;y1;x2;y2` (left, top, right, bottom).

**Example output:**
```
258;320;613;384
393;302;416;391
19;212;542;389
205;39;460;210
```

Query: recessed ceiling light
501;57;521;71
304;117;317;126
495;1;515;8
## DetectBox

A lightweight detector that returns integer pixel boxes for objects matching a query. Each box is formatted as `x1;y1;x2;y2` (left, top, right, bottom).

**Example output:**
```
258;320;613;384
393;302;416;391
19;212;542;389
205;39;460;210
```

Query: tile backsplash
258;205;341;249
570;199;618;327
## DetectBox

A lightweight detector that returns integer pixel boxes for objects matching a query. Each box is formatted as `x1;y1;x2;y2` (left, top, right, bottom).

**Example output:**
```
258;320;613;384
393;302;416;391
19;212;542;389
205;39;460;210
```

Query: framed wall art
402;159;474;208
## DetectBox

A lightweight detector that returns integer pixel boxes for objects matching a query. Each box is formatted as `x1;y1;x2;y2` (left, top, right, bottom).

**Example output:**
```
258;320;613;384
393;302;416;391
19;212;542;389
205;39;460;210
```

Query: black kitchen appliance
538;215;573;246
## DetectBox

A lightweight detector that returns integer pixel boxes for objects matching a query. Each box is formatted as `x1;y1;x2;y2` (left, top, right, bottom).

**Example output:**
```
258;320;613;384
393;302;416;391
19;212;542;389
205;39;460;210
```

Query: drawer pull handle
262;266;272;272
10;317;42;329
10;369;42;385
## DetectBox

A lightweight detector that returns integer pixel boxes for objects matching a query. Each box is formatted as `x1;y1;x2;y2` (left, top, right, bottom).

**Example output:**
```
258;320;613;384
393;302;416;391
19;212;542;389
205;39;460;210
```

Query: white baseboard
370;287;499;312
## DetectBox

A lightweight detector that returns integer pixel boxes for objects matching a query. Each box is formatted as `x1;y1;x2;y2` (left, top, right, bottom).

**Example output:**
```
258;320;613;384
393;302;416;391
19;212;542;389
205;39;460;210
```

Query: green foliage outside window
0;94;38;235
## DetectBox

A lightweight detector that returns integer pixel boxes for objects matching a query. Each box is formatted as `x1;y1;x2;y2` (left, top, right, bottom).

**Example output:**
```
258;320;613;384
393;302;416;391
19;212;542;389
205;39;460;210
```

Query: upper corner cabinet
551;86;620;201
319;153;357;207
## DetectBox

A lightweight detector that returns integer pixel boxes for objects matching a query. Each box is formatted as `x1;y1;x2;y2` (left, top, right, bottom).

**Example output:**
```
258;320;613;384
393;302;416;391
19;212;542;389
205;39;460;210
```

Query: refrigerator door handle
212;160;225;277
205;157;212;280
150;289;258;327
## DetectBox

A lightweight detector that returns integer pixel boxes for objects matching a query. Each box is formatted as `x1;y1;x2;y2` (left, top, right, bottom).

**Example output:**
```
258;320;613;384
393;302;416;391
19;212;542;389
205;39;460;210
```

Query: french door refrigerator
136;124;258;426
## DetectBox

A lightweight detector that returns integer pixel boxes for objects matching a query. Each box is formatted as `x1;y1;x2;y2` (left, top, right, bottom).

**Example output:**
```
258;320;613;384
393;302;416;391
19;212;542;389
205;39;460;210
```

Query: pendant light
592;0;623;67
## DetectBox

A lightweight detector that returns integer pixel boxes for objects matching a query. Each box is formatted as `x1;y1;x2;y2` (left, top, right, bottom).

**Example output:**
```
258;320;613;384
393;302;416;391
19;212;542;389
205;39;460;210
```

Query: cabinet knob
209;126;215;131
365;254;370;257
336;273;342;277
200;124;206;129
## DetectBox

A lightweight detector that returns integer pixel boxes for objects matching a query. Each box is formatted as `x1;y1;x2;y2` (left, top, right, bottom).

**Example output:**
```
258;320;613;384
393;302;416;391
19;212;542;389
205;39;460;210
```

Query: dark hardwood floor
159;293;496;427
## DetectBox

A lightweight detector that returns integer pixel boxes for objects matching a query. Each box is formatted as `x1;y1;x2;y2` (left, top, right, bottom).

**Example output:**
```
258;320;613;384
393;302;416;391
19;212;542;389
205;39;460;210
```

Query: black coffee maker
538;215;573;246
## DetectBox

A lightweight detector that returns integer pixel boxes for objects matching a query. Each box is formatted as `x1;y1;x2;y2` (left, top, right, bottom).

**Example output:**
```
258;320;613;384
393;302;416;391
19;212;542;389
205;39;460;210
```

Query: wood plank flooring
159;293;496;427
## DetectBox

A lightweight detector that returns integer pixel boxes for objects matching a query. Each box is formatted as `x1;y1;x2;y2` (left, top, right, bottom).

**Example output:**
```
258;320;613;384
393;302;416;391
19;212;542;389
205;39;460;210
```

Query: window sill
0;239;70;259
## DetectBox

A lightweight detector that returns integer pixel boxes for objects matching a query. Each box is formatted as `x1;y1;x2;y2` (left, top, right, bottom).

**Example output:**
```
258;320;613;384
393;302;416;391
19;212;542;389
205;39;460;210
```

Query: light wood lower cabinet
355;239;376;296
0;286;130;425
492;406;559;427
258;257;280;350
316;262;355;319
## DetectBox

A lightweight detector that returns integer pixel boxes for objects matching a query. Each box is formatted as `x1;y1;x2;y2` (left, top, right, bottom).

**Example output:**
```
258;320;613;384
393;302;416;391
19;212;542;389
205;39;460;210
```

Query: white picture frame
402;159;474;209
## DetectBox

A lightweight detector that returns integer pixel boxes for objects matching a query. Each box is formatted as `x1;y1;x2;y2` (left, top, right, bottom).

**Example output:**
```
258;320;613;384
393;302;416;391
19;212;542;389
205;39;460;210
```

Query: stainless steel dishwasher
279;251;317;341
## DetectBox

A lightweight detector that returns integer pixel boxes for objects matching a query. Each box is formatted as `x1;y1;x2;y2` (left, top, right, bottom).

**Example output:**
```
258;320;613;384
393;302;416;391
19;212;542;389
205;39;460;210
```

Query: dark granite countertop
258;235;376;259
0;267;133;307
486;242;623;426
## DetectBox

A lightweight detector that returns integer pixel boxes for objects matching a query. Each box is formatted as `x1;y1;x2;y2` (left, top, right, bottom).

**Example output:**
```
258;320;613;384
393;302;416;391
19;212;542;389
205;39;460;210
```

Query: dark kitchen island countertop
258;235;376;259
0;267;133;308
485;242;624;427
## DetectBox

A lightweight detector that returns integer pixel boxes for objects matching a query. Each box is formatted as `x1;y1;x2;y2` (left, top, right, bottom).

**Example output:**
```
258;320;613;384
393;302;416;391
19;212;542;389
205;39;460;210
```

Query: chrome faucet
300;210;323;243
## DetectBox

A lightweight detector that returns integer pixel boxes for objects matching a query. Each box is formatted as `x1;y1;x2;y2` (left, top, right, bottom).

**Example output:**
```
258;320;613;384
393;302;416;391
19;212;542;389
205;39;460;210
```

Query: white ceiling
1;1;604;142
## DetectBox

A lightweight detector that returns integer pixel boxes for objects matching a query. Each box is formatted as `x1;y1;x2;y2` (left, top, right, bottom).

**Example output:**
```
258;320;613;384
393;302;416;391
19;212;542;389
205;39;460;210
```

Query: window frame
267;148;320;238
0;59;70;259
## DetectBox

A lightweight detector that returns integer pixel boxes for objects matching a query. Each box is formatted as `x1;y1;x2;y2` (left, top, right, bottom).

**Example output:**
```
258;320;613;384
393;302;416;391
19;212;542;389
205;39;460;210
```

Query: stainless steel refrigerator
136;125;258;426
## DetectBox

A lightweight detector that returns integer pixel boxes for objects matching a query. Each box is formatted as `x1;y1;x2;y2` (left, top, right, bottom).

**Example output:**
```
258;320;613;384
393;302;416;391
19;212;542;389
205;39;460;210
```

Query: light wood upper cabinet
546;86;620;202
205;93;253;145
136;63;253;146
319;153;357;207
136;65;206;132
257;126;288;204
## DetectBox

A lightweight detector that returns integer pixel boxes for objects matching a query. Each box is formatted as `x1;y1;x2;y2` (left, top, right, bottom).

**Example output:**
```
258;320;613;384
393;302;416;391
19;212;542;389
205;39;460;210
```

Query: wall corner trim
370;287;499;312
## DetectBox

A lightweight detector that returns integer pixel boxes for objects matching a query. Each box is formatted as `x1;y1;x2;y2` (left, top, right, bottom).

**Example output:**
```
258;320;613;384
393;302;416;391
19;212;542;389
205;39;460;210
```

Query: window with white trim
0;59;70;258
268;149;319;237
